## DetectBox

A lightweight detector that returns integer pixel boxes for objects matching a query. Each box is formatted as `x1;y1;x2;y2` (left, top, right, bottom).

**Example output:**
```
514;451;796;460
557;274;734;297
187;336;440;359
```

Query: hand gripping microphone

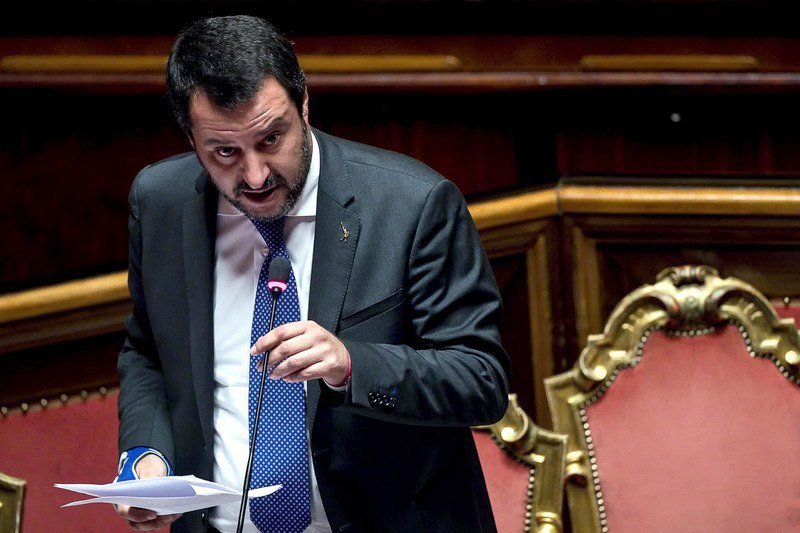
236;256;291;533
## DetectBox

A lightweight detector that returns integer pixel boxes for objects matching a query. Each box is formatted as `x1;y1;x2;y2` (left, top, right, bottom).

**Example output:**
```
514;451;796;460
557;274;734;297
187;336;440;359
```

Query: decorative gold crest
339;222;350;242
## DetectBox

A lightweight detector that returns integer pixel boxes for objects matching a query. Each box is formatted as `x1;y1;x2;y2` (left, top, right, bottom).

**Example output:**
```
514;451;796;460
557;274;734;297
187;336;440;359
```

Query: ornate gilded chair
545;266;800;532
0;472;25;533
472;394;567;533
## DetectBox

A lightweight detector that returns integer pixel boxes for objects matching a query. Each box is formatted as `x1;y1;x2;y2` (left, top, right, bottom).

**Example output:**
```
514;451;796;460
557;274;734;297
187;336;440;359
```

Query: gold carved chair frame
545;265;800;533
0;471;25;533
476;393;567;533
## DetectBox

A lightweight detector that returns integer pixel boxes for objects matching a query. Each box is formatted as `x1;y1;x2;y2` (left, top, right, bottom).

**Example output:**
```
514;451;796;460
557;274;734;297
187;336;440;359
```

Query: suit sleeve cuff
114;446;173;482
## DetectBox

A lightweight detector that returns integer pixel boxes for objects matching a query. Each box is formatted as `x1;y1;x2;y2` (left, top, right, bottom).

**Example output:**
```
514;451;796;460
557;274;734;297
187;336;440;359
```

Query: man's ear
302;89;310;124
187;131;196;150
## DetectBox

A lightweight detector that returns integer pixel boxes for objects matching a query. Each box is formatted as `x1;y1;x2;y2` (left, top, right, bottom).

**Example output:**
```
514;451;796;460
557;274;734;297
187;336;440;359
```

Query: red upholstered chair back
0;389;149;532
473;394;567;533
546;266;800;533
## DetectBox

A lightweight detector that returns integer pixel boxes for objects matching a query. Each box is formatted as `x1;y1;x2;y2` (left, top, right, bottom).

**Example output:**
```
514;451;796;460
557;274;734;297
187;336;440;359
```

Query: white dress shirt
210;132;331;532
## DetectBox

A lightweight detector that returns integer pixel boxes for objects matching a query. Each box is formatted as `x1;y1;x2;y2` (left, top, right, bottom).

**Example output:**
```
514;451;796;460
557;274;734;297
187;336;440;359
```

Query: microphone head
267;256;291;292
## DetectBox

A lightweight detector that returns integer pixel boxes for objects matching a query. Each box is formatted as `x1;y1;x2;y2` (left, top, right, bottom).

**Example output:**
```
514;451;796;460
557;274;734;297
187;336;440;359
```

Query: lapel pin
339;221;350;242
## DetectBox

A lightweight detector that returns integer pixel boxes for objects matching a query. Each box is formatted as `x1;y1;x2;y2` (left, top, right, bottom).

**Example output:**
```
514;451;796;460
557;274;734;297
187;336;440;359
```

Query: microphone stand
236;287;282;533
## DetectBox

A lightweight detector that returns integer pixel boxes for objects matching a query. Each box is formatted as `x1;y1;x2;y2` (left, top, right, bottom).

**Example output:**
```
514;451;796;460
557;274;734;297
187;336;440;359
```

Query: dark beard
221;122;312;222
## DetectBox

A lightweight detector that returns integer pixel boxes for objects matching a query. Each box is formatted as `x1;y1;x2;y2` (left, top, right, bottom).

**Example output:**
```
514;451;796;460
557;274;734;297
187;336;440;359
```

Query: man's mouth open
241;184;280;202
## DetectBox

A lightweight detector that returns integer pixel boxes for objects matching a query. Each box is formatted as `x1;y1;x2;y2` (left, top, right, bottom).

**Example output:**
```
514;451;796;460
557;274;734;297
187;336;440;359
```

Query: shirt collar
218;129;320;217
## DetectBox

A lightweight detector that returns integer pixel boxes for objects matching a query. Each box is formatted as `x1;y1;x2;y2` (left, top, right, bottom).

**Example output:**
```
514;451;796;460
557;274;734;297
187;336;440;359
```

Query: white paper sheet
55;475;281;515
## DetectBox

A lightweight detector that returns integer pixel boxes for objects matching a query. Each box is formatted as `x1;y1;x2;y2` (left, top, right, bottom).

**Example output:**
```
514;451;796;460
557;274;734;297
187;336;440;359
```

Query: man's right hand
116;453;183;531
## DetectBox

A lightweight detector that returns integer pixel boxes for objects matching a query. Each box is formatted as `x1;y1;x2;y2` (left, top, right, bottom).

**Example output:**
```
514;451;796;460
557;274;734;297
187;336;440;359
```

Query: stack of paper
55;476;281;515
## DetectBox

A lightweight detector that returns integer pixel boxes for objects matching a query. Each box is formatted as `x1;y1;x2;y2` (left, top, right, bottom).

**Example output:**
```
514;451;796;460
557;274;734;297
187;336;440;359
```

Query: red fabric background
585;325;800;532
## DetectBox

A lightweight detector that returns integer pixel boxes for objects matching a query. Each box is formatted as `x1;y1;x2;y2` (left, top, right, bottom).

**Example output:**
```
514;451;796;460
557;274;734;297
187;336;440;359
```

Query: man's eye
264;133;279;146
216;147;236;157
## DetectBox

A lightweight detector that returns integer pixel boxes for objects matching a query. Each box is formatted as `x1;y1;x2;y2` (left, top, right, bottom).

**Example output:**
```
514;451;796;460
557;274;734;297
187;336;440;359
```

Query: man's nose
241;152;270;189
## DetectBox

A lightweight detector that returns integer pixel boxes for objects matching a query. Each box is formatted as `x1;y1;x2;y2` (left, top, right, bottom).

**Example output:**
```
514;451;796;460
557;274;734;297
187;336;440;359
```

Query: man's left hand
250;320;350;386
115;454;182;531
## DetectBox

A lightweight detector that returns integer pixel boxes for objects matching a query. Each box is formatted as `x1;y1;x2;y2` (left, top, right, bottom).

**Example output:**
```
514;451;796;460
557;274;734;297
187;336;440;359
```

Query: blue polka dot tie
248;217;311;533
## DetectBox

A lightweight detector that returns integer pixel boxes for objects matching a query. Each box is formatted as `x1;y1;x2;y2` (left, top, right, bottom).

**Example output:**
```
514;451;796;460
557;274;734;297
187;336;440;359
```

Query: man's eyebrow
201;117;292;147
202;137;231;147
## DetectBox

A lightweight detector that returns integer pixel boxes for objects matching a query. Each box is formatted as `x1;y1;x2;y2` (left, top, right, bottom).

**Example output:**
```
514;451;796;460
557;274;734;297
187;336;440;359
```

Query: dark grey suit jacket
118;129;510;532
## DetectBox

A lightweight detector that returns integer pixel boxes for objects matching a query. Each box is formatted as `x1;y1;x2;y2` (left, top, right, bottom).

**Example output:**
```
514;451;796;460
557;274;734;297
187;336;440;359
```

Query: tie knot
250;217;287;258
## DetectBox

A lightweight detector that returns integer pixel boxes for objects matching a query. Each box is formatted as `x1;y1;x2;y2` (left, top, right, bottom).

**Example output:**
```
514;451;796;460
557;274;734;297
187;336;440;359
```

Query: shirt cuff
323;380;349;393
114;447;173;482
322;351;352;391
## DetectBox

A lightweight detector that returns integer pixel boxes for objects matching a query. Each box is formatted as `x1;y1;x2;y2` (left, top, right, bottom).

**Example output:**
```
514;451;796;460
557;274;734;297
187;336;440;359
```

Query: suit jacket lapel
306;129;361;431
182;170;218;454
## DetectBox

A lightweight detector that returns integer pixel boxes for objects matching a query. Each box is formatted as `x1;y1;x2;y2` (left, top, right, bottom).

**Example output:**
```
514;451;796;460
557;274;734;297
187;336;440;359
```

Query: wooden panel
0;89;186;292
474;191;560;425
566;213;800;364
0;332;122;407
491;255;536;420
482;218;561;428
556;93;800;177
312;93;523;198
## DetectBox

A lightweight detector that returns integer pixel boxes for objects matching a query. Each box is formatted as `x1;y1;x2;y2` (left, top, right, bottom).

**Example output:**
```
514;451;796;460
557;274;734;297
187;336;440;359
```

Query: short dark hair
166;15;306;132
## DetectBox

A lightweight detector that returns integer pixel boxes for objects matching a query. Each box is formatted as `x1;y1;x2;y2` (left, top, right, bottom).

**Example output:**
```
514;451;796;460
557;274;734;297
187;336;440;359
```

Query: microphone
236;256;291;533
266;256;291;294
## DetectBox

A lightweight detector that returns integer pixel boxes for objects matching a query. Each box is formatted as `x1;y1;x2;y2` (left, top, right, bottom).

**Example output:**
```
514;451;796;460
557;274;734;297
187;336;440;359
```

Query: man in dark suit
116;15;509;533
